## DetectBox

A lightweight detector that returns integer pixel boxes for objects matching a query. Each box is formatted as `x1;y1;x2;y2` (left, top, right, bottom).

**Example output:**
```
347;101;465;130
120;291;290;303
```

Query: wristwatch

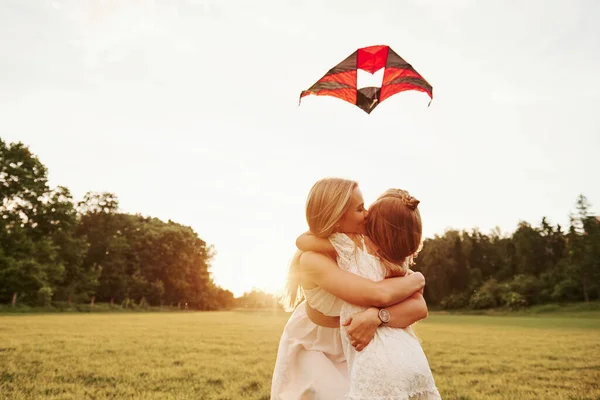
378;308;390;324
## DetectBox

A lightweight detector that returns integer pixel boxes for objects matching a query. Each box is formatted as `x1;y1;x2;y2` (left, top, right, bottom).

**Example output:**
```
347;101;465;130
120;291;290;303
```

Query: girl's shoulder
328;233;359;262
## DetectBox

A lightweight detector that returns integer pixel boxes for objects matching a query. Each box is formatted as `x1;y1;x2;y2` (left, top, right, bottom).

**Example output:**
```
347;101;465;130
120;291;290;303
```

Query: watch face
379;309;390;323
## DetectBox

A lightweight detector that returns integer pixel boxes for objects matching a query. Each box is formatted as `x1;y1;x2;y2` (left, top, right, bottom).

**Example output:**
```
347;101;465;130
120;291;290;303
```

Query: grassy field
1;310;599;400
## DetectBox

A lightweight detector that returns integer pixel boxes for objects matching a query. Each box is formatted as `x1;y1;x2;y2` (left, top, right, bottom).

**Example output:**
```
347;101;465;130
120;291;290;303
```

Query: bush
501;292;527;310
507;274;543;304
37;286;53;307
469;289;497;309
440;293;470;309
51;301;77;312
551;279;581;302
469;279;501;309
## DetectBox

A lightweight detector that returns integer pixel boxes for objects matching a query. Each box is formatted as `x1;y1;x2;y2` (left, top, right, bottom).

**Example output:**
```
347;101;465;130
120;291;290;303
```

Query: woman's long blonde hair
366;189;423;278
282;178;358;310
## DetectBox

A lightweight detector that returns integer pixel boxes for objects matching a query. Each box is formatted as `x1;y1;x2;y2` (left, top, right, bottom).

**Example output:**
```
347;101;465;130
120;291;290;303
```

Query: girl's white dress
330;233;442;400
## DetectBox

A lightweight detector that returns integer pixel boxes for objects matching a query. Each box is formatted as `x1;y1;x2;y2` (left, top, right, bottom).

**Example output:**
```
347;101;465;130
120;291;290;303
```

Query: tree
235;289;283;310
567;195;600;302
0;140;63;303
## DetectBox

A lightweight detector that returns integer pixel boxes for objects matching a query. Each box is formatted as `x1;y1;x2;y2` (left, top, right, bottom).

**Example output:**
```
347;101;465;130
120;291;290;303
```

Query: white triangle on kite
357;67;384;89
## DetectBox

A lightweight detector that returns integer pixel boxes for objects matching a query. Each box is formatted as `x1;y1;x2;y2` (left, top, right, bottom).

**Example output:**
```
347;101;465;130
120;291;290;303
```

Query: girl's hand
405;269;424;294
342;307;381;352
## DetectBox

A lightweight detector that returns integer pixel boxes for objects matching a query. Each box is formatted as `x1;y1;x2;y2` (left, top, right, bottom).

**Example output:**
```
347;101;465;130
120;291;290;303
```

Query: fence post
90;296;95;309
11;292;17;307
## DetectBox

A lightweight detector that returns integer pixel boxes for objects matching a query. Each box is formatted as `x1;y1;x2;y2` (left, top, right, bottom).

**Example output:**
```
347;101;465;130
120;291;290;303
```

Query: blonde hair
305;178;358;237
366;189;423;277
283;177;358;310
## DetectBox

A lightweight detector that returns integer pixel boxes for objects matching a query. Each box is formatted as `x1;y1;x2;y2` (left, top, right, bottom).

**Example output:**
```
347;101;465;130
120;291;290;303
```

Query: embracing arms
298;251;425;307
342;292;428;351
296;232;337;257
296;231;429;351
296;231;425;307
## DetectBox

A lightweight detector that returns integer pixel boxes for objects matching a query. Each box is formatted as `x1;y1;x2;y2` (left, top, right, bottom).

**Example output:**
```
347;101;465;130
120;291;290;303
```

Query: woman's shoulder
329;233;365;264
297;250;335;267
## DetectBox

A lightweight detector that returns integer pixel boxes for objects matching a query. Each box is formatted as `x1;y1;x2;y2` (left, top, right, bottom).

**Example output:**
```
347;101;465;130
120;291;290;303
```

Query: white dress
270;279;348;399
330;233;442;400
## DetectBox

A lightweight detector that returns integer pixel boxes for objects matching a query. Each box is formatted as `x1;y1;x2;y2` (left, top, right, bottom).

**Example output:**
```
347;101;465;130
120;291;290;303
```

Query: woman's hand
341;307;381;352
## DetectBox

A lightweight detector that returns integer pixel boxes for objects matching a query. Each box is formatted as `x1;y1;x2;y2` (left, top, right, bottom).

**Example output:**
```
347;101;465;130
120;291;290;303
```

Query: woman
270;178;428;400
298;189;441;399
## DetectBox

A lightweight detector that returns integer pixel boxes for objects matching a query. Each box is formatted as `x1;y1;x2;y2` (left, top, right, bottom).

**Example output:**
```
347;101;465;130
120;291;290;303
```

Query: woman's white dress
270;280;348;399
330;233;442;400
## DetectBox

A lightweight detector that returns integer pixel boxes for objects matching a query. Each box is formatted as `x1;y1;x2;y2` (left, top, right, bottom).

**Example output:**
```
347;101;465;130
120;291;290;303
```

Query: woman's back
291;250;346;317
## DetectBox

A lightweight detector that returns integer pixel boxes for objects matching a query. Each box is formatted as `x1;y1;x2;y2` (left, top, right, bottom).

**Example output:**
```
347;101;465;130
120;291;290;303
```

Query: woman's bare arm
298;251;425;307
386;292;428;326
341;293;428;351
347;292;427;328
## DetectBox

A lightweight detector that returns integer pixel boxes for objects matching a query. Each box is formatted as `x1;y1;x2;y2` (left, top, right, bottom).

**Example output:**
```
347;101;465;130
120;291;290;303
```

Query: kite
299;45;432;114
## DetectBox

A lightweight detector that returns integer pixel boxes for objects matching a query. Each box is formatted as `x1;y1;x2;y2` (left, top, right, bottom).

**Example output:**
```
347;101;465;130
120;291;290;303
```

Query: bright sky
1;0;599;297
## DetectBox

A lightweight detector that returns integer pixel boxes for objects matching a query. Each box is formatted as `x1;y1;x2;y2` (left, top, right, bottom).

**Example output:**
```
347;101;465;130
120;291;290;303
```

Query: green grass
0;302;175;314
1;311;599;399
431;301;600;318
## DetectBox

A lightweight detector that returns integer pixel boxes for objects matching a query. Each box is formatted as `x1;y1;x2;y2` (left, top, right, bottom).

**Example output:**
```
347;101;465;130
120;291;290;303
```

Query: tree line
2;138;598;311
0;138;237;310
414;195;599;309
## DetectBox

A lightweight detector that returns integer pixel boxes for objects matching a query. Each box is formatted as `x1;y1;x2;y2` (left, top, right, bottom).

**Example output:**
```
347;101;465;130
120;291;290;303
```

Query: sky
1;0;599;297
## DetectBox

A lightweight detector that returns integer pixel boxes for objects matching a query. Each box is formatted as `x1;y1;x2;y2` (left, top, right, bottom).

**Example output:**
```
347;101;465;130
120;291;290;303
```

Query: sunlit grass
1;311;599;399
415;314;600;399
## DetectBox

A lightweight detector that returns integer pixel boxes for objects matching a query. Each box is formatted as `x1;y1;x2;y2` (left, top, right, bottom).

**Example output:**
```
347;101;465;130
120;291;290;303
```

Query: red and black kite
299;45;432;114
